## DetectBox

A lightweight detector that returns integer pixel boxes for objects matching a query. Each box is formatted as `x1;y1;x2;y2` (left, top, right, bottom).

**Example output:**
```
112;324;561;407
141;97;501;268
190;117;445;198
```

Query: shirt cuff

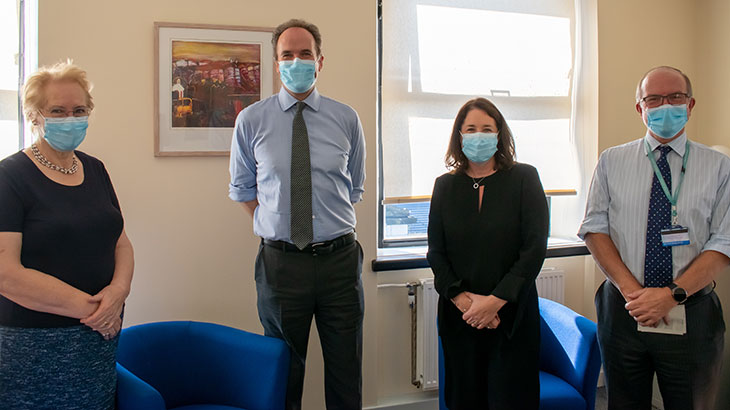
228;184;257;202
577;220;609;240
491;273;527;303
446;279;465;300
702;235;730;260
350;189;364;203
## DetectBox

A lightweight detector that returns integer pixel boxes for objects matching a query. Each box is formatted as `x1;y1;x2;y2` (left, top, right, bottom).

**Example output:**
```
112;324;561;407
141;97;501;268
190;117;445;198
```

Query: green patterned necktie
290;101;313;250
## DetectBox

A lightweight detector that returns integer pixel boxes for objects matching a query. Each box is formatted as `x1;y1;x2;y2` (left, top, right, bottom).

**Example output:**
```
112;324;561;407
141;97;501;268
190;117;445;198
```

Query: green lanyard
644;139;690;226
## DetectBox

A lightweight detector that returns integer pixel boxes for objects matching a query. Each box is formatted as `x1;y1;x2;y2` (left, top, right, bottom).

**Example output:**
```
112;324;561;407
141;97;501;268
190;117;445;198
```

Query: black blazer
427;163;549;338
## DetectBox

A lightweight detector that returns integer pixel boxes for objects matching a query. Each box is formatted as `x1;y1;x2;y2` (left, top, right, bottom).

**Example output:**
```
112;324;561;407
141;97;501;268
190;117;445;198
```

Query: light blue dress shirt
578;132;730;284
229;87;366;243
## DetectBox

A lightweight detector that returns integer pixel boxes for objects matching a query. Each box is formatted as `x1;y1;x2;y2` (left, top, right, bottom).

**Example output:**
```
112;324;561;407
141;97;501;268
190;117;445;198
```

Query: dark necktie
644;145;673;287
290;102;313;250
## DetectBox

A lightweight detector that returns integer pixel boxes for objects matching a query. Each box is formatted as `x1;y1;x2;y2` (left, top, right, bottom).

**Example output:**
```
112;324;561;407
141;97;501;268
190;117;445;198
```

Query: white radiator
535;268;565;303
413;269;565;391
415;278;439;391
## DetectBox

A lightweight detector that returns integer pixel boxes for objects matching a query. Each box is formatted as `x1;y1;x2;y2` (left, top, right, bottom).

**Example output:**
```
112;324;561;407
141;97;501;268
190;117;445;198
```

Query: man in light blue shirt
579;66;730;410
229;19;366;410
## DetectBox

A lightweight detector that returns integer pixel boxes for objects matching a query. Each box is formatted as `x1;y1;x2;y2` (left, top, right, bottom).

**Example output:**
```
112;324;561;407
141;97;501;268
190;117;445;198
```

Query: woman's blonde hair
22;60;94;135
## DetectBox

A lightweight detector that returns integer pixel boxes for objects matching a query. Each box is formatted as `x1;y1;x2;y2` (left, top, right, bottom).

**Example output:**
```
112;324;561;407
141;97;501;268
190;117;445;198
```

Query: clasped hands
81;284;128;340
622;286;677;327
452;291;506;330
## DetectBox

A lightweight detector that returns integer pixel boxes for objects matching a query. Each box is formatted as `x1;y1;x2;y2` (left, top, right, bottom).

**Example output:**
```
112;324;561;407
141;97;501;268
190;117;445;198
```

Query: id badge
661;225;690;247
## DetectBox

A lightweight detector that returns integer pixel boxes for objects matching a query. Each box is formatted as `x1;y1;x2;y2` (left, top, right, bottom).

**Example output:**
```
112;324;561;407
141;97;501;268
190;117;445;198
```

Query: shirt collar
644;131;688;157
277;86;321;112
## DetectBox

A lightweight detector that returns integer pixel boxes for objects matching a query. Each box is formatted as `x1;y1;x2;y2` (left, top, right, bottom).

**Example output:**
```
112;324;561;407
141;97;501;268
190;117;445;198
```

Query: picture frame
154;22;276;156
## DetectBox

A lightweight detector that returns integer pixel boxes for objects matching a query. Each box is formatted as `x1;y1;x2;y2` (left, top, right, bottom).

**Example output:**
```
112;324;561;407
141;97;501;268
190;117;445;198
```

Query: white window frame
376;0;598;249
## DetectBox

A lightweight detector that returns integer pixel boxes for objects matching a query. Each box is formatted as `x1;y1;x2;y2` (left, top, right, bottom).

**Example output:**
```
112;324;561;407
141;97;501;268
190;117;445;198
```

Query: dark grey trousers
595;281;725;410
255;240;364;410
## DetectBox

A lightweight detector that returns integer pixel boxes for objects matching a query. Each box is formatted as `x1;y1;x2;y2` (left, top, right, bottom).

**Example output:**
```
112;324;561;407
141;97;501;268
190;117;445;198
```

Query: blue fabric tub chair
439;297;602;410
116;321;290;410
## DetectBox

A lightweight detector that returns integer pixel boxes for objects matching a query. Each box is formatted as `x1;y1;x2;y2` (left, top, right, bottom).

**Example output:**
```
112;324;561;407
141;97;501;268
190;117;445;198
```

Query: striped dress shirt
578;132;730;285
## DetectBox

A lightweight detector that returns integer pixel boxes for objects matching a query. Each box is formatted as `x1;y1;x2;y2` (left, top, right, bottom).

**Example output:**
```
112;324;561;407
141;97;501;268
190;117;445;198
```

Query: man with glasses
579;66;730;409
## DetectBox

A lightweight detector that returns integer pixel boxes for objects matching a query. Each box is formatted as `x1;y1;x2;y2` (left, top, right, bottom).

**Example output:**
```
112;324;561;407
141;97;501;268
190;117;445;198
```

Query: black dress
427;163;549;410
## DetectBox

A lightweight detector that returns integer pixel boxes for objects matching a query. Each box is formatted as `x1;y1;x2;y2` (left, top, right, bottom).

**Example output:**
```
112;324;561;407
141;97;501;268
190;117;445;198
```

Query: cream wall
37;0;730;408
695;0;730;148
596;0;698;153
695;0;730;405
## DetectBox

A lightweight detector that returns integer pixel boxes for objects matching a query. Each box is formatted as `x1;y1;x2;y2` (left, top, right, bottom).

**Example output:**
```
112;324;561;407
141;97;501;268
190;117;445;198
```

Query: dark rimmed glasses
640;93;690;108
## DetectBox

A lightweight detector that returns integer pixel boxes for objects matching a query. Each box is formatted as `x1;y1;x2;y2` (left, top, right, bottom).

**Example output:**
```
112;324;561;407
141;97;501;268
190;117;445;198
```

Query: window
378;0;598;247
0;0;37;161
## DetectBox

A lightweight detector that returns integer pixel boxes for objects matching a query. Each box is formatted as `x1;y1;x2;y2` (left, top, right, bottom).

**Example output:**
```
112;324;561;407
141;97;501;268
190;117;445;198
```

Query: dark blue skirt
0;324;118;410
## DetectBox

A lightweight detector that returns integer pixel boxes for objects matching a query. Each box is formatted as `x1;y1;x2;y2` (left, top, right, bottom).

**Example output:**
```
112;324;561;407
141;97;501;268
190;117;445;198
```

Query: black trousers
255;240;364;410
595;281;725;410
440;293;540;410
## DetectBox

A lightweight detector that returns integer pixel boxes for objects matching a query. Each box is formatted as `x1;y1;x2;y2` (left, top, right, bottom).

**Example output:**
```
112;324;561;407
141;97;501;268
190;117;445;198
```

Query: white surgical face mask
461;132;498;163
278;58;317;93
42;116;89;152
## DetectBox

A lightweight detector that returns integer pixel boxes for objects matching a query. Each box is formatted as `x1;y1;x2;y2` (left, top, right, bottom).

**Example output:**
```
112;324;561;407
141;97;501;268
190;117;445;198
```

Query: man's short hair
635;66;693;101
272;19;322;58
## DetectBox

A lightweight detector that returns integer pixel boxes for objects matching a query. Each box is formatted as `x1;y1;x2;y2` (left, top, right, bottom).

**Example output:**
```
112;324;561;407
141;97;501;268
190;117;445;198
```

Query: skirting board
367;371;605;410
365;395;438;410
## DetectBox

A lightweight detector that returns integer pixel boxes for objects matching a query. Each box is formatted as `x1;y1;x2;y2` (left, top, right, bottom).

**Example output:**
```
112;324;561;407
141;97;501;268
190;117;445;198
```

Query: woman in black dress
0;61;134;409
428;97;548;409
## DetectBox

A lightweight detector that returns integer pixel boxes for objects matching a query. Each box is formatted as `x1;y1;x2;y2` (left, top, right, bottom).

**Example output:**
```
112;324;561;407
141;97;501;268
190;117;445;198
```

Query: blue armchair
537;298;602;410
439;298;602;410
116;321;290;410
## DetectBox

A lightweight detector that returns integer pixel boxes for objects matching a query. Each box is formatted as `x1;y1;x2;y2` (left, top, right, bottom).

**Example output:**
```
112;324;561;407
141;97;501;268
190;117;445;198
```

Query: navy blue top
0;151;123;327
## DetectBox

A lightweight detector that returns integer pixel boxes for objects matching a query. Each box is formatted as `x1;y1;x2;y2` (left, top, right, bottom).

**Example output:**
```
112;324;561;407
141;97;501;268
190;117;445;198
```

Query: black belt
687;282;715;303
263;232;356;255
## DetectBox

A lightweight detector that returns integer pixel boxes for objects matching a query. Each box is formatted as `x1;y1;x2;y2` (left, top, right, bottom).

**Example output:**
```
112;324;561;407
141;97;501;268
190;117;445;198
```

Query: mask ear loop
30;110;45;139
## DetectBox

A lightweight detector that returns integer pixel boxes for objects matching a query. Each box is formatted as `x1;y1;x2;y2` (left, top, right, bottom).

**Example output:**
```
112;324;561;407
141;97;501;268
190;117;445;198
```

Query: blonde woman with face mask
0;61;134;409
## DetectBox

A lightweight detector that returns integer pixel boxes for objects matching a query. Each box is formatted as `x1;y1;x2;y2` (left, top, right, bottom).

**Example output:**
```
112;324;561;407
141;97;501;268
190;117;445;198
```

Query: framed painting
154;22;276;156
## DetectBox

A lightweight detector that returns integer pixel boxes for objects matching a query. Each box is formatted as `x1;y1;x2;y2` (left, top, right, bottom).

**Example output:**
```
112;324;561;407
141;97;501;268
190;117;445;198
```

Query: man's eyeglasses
43;106;92;118
639;93;690;108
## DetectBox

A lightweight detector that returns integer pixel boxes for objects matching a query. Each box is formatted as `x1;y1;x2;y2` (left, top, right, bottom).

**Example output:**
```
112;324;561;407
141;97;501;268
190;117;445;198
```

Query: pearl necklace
31;144;78;175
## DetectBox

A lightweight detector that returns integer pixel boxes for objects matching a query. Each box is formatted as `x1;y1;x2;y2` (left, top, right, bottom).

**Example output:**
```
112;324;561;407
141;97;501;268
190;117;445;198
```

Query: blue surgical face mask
461;132;499;163
646;103;688;140
42;116;88;152
278;58;317;94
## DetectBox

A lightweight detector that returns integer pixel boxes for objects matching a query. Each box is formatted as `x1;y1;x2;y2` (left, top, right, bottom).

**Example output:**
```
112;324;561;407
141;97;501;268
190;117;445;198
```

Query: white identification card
661;226;690;247
637;305;686;335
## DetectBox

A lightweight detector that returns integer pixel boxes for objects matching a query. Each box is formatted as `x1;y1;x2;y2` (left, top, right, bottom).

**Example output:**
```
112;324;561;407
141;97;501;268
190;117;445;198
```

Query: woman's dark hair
445;97;516;174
